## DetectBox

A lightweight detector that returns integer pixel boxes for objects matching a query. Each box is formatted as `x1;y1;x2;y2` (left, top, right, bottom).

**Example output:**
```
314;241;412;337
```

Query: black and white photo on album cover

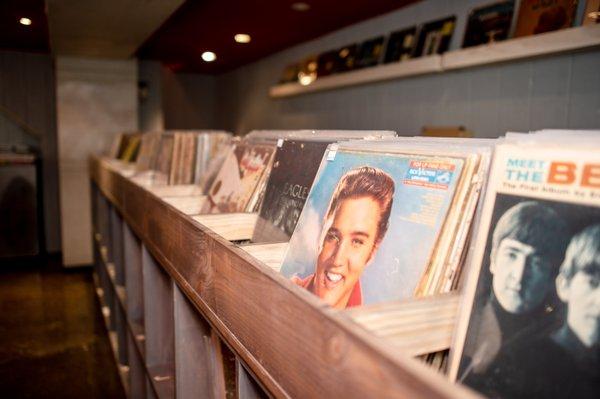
457;193;600;398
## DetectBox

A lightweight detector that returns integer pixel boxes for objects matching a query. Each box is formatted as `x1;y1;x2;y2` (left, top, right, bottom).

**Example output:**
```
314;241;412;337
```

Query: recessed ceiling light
291;2;310;12
234;34;251;44
19;17;32;26
201;51;216;62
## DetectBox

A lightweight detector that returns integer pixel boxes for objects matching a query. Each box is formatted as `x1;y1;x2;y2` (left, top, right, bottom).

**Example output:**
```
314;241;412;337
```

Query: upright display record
253;139;331;243
280;147;471;309
451;143;600;398
206;142;276;213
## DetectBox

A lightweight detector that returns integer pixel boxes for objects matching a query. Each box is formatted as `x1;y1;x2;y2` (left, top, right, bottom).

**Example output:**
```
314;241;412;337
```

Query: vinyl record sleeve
450;143;600;398
383;26;418;63
120;134;141;162
207;143;276;213
135;132;162;172
193;132;232;185
280;147;467;309
355;36;385;68
335;44;358;73
253;140;331;243
154;133;175;180
462;1;515;48
316;49;340;77
414;16;456;57
513;0;577;37
583;0;600;25
108;133;124;158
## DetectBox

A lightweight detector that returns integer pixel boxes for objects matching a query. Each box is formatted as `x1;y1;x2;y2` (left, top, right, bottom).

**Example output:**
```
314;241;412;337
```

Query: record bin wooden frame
89;155;478;399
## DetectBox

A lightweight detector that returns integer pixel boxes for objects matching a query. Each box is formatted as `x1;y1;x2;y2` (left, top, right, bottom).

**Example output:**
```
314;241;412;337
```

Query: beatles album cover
513;0;577;37
451;143;600;398
414;16;457;57
383;26;418;63
462;1;515;48
253;140;331;244
207;143;276;213
355;36;385;69
280;147;466;309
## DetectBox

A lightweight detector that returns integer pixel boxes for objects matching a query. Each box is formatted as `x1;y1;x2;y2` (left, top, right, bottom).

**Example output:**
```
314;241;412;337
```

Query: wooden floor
0;256;126;398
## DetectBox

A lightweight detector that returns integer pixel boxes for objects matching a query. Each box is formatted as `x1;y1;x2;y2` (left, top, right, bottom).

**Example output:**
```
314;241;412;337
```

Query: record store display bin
90;155;477;399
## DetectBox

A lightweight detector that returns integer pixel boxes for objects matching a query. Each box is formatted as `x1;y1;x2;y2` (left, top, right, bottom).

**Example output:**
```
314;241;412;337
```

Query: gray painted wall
163;69;217;129
56;57;138;266
215;0;600;136
139;60;218;131
139;60;165;131
0;50;61;253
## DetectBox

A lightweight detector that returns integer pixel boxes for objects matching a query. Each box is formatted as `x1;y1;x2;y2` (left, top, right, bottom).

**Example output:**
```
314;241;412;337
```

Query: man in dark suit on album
496;224;600;398
461;201;570;392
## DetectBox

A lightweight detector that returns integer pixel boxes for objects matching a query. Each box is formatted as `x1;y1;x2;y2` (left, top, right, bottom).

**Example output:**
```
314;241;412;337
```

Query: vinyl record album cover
280;148;466;309
194;132;232;185
253;140;331;244
513;0;577;37
583;0;600;25
335;44;358;73
169;132;197;185
108;133;124;159
135;132;161;172
207;143;276;213
451;143;600;398
316;49;339;77
383;26;418;63
355;36;385;69
462;1;515;48
154;134;175;178
414;16;456;57
119;134;141;162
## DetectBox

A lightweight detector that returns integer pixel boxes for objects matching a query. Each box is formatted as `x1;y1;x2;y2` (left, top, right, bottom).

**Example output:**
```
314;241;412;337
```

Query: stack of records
140;130;233;187
450;130;600;398
135;132;162;172
169;132;199;185
198;136;239;194
194;131;233;185
279;137;493;310
252;130;397;244
108;132;142;162
152;133;175;185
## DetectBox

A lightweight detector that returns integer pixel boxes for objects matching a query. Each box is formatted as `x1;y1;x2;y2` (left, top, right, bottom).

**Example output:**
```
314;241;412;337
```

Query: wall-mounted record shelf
270;55;442;98
89;155;479;398
269;25;600;98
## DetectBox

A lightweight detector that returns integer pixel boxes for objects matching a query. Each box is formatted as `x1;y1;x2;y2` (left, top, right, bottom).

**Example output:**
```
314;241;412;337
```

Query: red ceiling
138;0;419;74
0;0;49;53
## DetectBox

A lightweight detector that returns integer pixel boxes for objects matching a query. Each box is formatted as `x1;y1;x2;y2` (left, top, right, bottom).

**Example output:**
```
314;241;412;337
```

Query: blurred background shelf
270;25;600;98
